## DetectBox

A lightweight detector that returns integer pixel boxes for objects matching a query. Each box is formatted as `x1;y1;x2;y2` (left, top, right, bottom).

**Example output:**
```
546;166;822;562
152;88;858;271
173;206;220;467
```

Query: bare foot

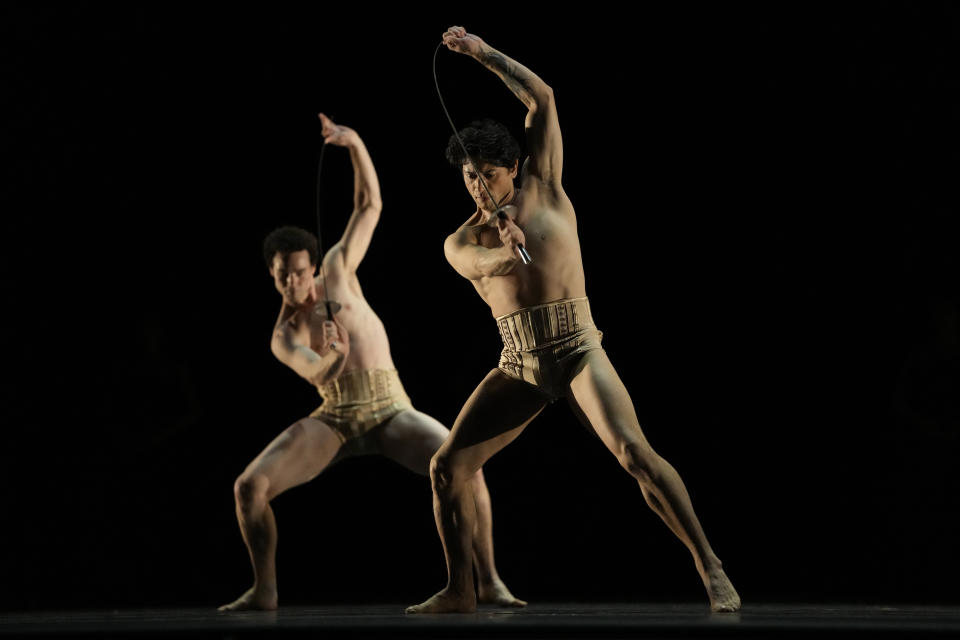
478;578;527;608
405;587;476;614
704;568;741;613
218;586;278;611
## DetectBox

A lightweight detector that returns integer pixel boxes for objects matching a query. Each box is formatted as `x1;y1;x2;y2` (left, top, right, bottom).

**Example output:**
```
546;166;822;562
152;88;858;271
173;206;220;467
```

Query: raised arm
442;26;563;186
318;113;383;273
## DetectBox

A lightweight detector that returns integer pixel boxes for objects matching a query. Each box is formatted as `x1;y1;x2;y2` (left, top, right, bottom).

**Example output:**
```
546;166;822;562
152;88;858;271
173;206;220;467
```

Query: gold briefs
310;369;412;446
496;296;604;399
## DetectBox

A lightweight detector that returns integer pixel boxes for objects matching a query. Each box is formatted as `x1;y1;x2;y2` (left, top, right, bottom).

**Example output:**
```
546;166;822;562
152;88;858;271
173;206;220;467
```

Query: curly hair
263;226;319;269
445;119;521;169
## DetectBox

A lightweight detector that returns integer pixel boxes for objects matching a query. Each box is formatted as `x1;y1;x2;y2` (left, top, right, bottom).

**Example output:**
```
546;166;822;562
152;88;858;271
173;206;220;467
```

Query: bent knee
618;442;664;486
233;472;270;511
429;450;472;495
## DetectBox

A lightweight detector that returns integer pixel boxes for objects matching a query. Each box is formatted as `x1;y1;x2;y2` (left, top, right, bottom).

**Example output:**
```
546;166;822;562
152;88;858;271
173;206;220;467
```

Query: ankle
445;583;476;600
252;581;278;595
696;554;723;575
475;569;501;587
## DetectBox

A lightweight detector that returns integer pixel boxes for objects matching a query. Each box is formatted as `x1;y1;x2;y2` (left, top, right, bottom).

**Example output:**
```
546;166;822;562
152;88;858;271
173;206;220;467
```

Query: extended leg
566;350;741;612
219;417;343;611
406;370;548;613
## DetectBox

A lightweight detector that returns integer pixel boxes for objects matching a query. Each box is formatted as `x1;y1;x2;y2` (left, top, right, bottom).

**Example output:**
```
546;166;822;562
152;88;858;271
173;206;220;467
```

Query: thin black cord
432;43;499;206
315;141;333;317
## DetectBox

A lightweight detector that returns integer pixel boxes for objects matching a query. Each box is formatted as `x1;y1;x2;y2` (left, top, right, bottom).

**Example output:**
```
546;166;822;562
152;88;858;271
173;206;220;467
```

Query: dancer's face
269;250;316;305
462;160;518;213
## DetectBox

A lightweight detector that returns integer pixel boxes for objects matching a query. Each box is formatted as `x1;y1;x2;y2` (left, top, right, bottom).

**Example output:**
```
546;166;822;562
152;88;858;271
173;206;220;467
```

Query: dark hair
263;226;319;269
445;119;521;169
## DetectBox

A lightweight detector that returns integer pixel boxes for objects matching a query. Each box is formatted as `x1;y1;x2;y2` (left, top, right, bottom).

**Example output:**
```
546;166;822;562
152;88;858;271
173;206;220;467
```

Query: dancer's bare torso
451;170;587;318
278;248;396;389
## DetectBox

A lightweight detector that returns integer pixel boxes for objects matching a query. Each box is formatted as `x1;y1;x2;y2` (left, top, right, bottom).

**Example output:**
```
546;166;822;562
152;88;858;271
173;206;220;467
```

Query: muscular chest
476;208;552;250
307;298;353;345
479;208;573;274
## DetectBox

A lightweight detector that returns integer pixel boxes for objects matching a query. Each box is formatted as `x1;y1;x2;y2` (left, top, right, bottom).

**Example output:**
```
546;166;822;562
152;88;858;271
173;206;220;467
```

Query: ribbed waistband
496;297;595;353
317;369;407;408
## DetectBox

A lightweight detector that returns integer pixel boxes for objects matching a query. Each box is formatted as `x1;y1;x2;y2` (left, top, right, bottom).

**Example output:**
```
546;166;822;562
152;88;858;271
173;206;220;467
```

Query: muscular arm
318;113;383;273
444;229;520;281
270;306;347;387
444;27;563;186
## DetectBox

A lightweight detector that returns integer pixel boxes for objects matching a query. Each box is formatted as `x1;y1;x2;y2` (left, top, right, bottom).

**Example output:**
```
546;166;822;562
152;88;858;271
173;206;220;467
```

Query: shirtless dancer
407;27;741;614
219;113;523;611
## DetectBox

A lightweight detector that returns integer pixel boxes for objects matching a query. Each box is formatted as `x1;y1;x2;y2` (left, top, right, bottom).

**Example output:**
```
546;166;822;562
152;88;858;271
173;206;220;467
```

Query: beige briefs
496;296;604;399
310;369;412;446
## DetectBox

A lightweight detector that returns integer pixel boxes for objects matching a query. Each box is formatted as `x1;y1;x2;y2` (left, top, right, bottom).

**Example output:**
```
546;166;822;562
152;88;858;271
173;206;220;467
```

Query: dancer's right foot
405;587;476;614
218;586;278;611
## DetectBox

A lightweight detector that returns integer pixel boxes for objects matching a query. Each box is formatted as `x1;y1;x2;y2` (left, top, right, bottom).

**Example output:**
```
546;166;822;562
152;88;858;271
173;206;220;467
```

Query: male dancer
219;113;523;611
407;27;741;613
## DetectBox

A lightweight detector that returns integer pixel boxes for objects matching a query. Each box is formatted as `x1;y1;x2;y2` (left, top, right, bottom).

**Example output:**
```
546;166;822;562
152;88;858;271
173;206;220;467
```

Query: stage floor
3;603;960;638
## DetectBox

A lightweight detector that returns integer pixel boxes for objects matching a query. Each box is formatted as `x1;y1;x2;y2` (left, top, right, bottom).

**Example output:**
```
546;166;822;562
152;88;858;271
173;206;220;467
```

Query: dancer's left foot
704;567;741;613
478;577;527;608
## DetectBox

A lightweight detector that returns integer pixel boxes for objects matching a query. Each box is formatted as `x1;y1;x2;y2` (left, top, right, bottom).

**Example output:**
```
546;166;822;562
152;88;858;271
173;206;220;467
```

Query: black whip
315;141;335;318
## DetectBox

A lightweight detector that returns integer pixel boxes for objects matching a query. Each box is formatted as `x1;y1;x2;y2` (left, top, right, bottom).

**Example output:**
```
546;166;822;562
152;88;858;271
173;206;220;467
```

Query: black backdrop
2;3;958;611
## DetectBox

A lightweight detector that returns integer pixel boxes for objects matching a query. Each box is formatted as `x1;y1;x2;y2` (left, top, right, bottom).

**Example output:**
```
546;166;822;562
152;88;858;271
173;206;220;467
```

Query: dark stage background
2;3;958;612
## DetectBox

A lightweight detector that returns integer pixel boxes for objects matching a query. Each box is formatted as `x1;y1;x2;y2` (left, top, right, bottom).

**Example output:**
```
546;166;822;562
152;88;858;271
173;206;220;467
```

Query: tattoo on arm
480;50;534;105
